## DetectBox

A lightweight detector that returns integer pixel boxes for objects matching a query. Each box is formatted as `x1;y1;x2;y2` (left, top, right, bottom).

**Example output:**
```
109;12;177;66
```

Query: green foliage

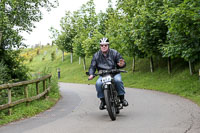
50;0;98;59
73;0;98;58
0;61;9;105
0;50;29;82
0;0;58;48
49;0;200;73
51;51;56;61
37;49;40;55
29;57;33;62
97;11;107;35
73;33;87;57
105;5;125;53
42;56;45;61
131;0;167;57
0;0;58;32
161;0;200;62
50;11;76;53
0;61;10;84
0;0;58;84
83;30;103;57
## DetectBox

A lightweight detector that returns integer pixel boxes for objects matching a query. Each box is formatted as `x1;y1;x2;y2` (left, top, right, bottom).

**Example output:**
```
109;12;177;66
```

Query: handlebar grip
121;70;128;73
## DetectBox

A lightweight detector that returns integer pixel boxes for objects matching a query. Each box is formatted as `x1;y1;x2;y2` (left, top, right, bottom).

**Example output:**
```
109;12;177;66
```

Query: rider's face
100;44;109;53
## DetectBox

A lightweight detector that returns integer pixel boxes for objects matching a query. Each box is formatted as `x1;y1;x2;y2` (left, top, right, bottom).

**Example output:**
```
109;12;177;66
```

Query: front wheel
104;89;116;121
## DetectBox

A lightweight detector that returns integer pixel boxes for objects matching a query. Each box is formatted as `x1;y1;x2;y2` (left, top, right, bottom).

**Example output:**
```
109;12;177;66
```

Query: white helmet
100;37;109;45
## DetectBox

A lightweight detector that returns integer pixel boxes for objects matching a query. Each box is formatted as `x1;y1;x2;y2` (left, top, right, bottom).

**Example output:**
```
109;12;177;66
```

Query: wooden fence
0;74;52;115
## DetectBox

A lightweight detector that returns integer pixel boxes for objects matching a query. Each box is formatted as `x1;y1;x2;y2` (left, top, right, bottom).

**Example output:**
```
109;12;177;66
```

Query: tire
104;89;116;121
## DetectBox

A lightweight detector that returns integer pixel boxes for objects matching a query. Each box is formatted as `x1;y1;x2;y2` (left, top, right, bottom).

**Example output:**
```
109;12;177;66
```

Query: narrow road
0;83;200;133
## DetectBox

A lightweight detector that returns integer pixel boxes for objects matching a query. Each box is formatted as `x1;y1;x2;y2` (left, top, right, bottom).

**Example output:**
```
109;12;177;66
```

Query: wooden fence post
43;80;46;98
24;85;29;106
49;77;51;84
8;88;12;115
47;77;51;96
36;82;39;95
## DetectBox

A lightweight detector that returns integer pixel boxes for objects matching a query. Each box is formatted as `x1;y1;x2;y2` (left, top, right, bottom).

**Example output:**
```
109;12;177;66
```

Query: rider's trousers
95;73;125;98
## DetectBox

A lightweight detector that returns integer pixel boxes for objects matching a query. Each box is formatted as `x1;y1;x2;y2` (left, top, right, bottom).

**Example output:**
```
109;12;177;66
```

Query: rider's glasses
101;44;108;47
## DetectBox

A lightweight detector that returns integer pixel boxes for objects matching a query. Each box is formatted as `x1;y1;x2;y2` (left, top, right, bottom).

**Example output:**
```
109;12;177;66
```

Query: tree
97;11;107;35
73;0;97;70
83;29;103;57
161;0;200;75
131;0;167;72
115;0;145;71
0;0;58;82
59;11;77;63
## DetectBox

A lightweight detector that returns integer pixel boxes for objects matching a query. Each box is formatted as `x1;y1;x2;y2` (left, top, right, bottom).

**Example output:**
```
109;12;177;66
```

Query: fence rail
0;74;52;114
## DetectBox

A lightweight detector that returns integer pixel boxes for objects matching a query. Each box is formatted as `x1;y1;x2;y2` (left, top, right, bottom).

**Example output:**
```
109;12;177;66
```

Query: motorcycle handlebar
86;69;127;77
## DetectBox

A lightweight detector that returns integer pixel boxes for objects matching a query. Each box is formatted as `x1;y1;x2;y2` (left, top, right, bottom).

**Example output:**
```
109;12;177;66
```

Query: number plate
102;75;112;83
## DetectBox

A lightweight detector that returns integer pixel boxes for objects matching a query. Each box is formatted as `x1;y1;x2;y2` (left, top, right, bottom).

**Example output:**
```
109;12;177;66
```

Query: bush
0;61;9;105
51;51;56;61
29;57;33;62
0;61;10;84
36;49;40;55
0;50;29;82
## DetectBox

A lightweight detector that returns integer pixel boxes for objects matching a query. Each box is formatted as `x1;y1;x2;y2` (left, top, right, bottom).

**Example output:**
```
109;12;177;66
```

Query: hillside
22;45;200;106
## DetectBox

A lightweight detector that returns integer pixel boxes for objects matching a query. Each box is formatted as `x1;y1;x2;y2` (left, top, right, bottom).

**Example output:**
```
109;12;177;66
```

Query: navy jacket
89;49;126;75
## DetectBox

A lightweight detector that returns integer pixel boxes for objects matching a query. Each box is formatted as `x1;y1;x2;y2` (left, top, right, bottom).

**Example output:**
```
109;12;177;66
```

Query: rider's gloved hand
88;75;94;80
117;59;125;67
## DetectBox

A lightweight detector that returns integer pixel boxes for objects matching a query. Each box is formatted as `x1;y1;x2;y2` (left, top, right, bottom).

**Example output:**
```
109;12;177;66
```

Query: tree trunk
199;69;200;80
132;56;135;72
189;60;195;75
70;53;73;64
168;57;172;74
83;57;86;70
79;57;81;65
150;56;154;72
62;51;64;62
0;31;2;43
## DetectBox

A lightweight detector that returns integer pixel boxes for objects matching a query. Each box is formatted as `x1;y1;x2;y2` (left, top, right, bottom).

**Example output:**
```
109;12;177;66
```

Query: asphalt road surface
0;82;200;133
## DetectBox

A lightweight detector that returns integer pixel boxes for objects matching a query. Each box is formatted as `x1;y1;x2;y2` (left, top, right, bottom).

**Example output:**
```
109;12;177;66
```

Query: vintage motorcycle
87;69;127;121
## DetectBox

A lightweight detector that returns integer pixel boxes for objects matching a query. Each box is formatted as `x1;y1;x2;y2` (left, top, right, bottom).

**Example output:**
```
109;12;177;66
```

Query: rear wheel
104;89;116;121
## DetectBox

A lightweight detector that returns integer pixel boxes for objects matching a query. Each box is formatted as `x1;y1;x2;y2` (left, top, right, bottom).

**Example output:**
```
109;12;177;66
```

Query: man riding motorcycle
88;37;128;110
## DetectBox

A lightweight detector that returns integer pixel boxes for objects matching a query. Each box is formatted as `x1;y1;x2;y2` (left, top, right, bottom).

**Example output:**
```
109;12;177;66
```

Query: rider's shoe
121;99;128;107
119;95;129;107
99;98;106;110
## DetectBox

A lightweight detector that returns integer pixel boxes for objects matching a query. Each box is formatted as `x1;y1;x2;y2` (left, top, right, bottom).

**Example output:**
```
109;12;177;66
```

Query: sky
22;0;115;47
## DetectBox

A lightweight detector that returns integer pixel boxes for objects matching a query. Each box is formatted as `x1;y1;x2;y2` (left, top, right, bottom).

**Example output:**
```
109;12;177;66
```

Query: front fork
111;83;123;109
103;83;122;109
